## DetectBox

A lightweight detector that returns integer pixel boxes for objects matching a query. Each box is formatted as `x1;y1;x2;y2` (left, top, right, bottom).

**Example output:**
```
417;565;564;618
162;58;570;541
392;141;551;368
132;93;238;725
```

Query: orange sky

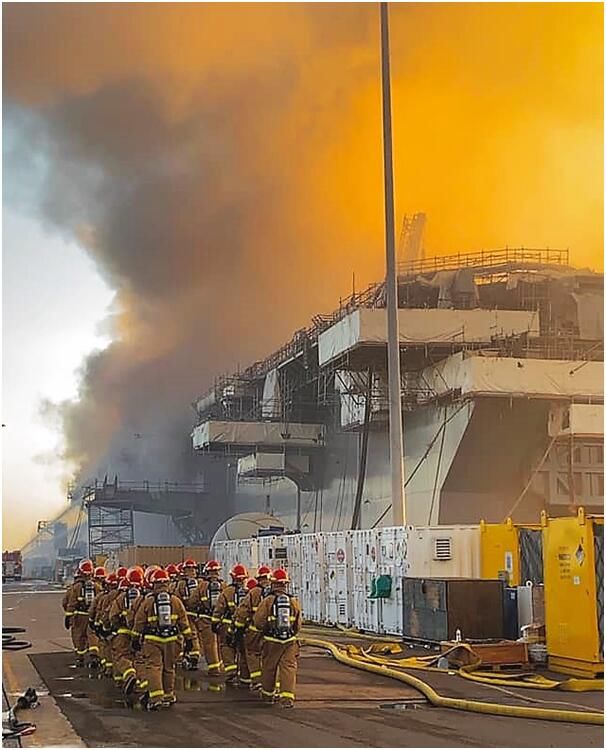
2;2;603;547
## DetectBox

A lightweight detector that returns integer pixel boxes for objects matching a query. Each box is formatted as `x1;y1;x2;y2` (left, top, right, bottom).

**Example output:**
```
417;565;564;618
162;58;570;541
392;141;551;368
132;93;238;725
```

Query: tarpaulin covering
192;420;325;449
261;368;282;419
420;352;603;400
318;308;540;365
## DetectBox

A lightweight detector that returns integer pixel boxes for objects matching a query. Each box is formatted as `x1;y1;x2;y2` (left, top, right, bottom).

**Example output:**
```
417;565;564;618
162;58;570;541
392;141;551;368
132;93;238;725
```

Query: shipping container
542;508;604;677
407;525;481;578
480;519;542;586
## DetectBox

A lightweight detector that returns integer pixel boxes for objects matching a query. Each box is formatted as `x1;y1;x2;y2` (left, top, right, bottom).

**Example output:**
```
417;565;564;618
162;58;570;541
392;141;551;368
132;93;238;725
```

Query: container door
285;535;303;600
323;532;349;625
351;529;379;633
377;527;408;635
300;534;324;624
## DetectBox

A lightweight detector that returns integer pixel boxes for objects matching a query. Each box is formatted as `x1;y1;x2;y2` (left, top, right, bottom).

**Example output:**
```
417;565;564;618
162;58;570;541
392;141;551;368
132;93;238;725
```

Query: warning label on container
336;548;345;563
370;546;376;563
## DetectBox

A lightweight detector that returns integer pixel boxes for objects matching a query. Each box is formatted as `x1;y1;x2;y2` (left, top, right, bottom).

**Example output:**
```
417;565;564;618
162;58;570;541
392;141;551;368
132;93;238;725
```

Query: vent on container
433;537;452;561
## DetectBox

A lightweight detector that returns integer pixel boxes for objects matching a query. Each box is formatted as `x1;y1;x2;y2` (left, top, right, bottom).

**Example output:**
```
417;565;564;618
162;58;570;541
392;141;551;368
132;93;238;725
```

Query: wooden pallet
440;640;531;671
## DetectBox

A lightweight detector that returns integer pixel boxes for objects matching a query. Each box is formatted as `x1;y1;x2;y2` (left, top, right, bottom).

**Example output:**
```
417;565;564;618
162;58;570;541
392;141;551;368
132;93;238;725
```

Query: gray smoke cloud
3;4;378;486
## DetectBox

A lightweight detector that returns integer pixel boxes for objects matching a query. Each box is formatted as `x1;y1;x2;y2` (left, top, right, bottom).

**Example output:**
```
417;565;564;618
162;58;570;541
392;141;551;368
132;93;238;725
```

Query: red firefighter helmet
117;566;128;579
144;565;160;583
127;567;144;586
271;568;289;583
257;565;272;579
246;578;258;591
204;559;221;573
152;568;169;583
106;572;118;587
176;562;184;574
166;563;178;577
230;564;248;581
94;566;106;579
78;559;94;575
183;558;197;569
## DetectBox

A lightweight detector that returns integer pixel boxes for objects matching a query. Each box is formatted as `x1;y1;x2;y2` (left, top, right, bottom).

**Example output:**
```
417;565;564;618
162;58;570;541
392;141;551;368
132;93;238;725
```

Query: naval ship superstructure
192;248;604;533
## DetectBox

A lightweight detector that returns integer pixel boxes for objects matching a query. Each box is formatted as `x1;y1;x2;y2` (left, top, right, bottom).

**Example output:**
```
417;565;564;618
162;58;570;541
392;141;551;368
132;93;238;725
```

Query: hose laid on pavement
350;641;604;693
301;636;604;726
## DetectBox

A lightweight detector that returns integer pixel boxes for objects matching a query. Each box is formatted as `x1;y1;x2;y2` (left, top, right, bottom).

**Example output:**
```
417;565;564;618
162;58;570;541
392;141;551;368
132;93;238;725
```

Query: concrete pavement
2;581;604;747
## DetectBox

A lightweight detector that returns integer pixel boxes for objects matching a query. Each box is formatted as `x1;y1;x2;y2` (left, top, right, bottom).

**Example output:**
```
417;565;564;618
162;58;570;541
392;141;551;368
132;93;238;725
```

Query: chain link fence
519;528;544;584
594;523;604;657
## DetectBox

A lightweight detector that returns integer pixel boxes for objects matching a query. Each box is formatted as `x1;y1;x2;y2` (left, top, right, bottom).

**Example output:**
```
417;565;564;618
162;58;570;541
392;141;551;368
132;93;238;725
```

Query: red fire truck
2;550;23;582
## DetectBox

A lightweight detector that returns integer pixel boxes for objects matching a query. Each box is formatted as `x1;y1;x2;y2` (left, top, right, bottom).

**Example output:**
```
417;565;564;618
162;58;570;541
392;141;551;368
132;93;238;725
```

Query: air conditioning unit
433;537;452;561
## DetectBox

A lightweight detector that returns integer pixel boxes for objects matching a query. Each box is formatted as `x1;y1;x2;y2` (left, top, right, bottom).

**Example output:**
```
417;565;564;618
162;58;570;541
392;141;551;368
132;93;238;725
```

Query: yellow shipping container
542;508;604;678
479;518;541;585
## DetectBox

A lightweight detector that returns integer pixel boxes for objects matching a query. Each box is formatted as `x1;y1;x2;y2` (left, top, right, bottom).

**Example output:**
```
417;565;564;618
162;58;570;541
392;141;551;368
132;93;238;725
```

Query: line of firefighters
61;557;302;710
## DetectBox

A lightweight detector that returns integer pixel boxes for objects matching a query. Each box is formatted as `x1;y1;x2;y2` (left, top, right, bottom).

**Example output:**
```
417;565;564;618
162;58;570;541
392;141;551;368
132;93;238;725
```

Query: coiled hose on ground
301;635;604;726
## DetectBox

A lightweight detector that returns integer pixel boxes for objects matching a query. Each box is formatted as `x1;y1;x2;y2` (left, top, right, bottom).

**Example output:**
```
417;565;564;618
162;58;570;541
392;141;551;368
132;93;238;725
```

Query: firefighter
62;559;100;666
212;563;249;684
185;560;224;676
86;566;107;668
100;571;129;684
253;568;302;709
166;563;179;590
173;558;201;669
132;568;193;710
233;565;272;691
89;572;118;674
108;567;145;696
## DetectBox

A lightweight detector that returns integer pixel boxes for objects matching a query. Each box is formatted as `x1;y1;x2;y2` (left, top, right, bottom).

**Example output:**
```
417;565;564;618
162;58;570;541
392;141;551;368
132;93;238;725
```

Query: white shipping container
350;529;380;633
377;526;409;635
300;534;325;623
407;525;481;578
323;532;350;625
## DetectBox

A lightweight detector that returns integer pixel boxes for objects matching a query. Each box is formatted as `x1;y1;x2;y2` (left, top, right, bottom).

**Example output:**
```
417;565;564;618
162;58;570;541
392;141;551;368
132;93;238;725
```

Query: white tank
210;512;287;548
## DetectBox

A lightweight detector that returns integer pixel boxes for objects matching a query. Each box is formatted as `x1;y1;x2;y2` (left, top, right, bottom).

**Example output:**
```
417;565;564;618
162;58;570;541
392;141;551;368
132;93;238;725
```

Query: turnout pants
70;615;89;660
218;626;237;679
112;633;136;685
87;625;101;662
184;614;201;661
245;629;264;686
142;638;179;705
196;617;222;674
261;640;299;704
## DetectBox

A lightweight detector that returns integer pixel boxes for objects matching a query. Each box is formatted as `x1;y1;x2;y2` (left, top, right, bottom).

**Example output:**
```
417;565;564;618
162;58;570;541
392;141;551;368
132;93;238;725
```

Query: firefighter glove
64;616;72;630
185;638;194;652
132;638;142;652
211;622;220;634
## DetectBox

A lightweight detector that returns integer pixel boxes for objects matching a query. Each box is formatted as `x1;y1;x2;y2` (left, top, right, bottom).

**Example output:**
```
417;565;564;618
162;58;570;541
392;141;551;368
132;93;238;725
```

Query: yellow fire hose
353;641;604;693
301;636;604;725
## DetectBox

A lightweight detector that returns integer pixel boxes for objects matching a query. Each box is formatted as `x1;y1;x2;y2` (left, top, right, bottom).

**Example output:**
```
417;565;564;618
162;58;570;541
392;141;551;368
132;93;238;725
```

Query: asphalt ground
3;581;604;748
